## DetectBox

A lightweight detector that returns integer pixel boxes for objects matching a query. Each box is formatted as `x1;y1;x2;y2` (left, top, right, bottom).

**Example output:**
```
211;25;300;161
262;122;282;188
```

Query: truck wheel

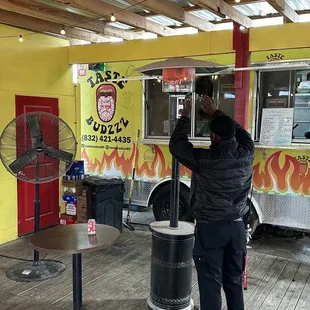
152;184;194;223
243;199;259;237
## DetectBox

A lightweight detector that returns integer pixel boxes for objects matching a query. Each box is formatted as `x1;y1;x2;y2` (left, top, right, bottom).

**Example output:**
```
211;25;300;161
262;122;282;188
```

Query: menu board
260;108;294;146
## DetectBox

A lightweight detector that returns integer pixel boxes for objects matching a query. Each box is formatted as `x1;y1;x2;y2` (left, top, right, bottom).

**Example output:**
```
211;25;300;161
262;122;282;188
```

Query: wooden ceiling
0;0;307;45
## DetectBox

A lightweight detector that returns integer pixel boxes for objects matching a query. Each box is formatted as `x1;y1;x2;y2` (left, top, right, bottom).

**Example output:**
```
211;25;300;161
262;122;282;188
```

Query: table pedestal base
6;260;65;282
73;253;82;310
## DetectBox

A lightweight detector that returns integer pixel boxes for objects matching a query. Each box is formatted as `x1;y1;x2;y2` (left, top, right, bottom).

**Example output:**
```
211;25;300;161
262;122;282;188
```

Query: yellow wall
68;22;310;64
0;24;80;244
68;30;233;64
250;22;310;52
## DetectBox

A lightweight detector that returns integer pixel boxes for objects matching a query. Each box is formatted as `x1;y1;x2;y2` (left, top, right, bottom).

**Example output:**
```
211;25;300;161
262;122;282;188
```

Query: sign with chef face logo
96;84;117;122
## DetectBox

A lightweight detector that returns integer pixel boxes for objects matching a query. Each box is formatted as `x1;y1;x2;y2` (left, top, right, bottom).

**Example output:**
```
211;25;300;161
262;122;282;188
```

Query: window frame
254;67;310;145
142;74;235;144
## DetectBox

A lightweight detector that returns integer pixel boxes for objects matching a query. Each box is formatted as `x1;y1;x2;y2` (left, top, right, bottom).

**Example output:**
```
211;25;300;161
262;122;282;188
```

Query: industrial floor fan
0;111;77;282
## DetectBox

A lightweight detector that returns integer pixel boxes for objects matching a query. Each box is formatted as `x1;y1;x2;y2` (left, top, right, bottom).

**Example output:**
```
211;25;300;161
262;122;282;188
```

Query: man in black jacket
169;96;254;310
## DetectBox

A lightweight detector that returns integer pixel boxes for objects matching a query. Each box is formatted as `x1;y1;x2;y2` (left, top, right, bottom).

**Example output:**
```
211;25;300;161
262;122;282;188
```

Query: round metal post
169;95;180;228
34;158;40;263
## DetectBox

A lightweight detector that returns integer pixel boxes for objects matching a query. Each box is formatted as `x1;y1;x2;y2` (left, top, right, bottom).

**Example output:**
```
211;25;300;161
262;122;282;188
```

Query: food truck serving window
256;69;310;143
144;74;235;140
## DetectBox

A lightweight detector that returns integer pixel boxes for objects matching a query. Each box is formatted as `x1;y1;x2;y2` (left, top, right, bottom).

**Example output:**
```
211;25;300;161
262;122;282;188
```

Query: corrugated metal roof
189;9;223;22
287;0;310;11
101;0;145;13
234;2;278;17
170;0;196;8
101;0;310;34
109;22;134;30
147;15;182;27
103;0;310;18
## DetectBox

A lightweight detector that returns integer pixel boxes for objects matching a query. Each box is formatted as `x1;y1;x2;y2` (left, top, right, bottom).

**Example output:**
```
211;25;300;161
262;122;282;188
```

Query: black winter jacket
169;110;255;222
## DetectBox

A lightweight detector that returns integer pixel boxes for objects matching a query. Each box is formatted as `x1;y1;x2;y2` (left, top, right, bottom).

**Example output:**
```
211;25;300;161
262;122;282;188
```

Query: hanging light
235;0;241;3
19;35;24;43
60;27;66;35
110;14;116;22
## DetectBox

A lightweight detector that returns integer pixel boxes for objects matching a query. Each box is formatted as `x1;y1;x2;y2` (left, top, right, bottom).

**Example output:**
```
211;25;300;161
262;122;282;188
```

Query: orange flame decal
82;144;191;179
253;151;310;195
83;147;309;194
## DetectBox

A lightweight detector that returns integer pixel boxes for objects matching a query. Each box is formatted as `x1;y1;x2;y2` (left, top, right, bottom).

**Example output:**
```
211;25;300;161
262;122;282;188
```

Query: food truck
78;48;310;235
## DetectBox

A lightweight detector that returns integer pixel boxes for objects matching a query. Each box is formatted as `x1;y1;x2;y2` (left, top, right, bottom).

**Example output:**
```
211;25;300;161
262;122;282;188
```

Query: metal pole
34;158;40;263
72;253;82;310
169;95;180;228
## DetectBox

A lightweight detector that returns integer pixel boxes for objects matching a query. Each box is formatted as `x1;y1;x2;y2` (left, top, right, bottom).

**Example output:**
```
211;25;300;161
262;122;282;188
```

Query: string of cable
0;0;147;40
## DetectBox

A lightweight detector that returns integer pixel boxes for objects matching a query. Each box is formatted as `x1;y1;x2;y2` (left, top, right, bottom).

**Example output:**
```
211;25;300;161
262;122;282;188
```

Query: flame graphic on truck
253;151;310;195
82;147;309;195
82;145;192;179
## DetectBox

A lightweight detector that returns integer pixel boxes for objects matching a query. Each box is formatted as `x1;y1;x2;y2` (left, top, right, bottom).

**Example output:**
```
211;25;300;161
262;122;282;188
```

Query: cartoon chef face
96;85;117;122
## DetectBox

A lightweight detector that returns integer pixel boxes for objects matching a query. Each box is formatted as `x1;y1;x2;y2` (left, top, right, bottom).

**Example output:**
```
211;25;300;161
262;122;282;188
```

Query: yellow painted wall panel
0;175;17;226
68;22;310;64
209;30;233;54
250;23;310;52
0;227;18;245
68;31;233;64
0;25;79;245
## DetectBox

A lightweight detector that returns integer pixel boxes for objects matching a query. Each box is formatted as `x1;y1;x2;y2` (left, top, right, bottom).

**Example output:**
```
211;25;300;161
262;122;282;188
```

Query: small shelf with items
60;161;88;225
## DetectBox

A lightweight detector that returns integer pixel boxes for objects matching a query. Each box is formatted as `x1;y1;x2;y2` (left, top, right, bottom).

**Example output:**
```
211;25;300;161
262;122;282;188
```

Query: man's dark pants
193;220;246;310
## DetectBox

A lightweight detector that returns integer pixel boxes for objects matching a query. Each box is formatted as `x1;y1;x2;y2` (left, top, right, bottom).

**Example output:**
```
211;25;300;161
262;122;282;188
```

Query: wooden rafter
266;0;299;23
128;0;215;31
192;0;253;28
0;9;110;43
52;0;175;36
0;0;143;40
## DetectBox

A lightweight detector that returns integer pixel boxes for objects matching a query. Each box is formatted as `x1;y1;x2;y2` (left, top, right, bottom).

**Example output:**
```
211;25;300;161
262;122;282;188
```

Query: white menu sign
260;108;294;146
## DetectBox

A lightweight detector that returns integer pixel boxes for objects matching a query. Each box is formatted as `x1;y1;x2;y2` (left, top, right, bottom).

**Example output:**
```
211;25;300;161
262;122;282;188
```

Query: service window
256;70;310;142
145;80;170;137
294;70;310;139
144;74;235;140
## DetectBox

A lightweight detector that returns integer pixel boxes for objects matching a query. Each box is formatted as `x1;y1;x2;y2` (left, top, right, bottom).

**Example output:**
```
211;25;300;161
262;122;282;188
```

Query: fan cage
0;111;77;184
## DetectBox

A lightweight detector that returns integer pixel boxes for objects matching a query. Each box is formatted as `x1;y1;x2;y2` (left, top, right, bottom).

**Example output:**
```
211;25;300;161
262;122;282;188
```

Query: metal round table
29;224;120;310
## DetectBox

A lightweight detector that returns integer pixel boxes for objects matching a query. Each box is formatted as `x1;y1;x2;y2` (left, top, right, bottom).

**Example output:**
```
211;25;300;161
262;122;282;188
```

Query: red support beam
233;22;250;129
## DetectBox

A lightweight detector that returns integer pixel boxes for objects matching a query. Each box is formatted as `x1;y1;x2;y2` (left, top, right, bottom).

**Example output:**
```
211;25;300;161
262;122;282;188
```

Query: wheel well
148;180;190;207
247;195;262;224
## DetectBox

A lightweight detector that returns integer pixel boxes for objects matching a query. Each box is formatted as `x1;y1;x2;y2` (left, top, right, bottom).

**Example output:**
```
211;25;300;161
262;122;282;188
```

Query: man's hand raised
200;96;217;116
180;100;191;118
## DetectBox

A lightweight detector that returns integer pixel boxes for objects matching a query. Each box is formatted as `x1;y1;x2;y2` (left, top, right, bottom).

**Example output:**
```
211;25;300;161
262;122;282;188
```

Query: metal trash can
147;221;195;310
84;176;125;232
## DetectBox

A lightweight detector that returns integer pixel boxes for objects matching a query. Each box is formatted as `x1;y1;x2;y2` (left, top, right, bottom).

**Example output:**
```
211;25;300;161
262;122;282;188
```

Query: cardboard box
62;180;87;197
66;203;77;216
60;213;77;225
77;196;88;223
63;186;84;196
62;179;84;187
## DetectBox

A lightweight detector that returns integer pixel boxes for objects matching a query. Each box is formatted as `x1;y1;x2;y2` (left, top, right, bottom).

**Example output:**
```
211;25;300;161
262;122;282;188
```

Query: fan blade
9;149;37;174
27;114;42;146
44;146;73;163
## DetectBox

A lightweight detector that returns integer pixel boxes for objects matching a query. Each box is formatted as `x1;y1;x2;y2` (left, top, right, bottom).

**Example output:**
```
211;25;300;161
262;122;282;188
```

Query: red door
16;95;59;236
